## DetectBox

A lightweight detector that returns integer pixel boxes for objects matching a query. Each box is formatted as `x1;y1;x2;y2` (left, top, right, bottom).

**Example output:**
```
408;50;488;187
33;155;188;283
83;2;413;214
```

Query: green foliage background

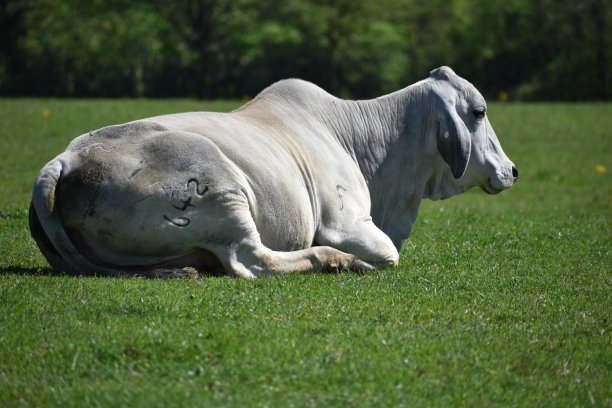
1;0;610;100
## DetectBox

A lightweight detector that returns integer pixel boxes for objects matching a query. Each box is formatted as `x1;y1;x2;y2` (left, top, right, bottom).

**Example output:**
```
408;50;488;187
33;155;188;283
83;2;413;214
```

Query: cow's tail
29;155;197;278
30;155;114;276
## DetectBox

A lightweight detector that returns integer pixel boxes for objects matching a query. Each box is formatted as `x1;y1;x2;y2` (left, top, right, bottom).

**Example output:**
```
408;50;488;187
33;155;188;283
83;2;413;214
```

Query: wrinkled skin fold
30;66;517;278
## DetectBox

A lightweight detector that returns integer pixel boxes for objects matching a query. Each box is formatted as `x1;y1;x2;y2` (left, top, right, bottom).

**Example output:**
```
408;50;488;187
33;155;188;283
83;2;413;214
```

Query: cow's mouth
481;180;503;195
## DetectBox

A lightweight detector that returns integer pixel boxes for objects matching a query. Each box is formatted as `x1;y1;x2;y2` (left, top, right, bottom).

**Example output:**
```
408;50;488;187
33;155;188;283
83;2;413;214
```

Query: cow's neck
319;88;431;248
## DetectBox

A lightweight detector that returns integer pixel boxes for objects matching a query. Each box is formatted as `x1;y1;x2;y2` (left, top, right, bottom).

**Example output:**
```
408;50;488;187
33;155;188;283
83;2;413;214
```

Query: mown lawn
0;98;610;407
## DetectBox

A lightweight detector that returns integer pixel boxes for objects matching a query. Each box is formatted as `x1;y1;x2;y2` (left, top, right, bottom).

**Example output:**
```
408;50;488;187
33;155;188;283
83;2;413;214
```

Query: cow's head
425;66;518;199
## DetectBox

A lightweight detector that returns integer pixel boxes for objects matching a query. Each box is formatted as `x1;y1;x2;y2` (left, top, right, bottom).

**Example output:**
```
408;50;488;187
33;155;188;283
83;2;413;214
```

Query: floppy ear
437;105;471;179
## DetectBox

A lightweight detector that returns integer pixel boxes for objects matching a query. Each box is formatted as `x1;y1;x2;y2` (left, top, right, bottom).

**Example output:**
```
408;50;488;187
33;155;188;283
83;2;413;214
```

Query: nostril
512;166;519;180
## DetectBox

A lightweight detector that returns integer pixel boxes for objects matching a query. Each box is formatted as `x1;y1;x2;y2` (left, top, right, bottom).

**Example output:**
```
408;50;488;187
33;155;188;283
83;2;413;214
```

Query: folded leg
201;201;373;278
315;218;399;268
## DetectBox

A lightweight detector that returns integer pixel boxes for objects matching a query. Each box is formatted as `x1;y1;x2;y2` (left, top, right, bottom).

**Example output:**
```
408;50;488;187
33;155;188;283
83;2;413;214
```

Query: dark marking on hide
162;177;209;227
129;168;142;179
58;161;108;224
336;185;347;211
187;178;209;196
161;185;172;197
163;215;190;227
173;196;194;211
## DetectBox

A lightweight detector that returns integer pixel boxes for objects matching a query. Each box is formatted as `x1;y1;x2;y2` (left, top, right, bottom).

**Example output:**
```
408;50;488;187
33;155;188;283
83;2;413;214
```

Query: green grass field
0;98;610;407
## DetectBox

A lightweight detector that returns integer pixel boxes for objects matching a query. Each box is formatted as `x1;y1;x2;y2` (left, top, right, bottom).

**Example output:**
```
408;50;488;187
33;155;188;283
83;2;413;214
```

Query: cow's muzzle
482;165;518;194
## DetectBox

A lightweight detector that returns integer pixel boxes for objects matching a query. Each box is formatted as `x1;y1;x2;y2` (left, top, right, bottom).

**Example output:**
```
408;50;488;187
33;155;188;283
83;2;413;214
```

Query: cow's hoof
349;258;375;271
323;263;342;274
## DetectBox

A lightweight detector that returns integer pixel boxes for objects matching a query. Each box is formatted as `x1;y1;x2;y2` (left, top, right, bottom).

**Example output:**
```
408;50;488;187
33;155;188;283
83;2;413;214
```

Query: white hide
30;66;517;278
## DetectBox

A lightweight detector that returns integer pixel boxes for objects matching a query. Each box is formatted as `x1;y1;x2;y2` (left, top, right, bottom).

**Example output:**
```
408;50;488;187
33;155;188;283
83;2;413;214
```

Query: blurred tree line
0;0;609;100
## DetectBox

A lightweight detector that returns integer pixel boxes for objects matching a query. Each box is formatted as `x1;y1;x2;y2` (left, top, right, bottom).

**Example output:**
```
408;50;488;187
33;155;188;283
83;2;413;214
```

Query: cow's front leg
315;218;399;269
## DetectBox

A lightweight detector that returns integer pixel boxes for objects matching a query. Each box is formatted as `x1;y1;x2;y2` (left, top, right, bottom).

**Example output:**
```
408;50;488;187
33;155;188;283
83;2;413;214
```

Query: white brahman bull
30;66;518;278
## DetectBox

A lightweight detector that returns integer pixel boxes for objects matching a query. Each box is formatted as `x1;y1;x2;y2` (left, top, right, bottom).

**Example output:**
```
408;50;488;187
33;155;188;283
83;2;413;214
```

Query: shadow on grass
0;266;58;276
0;265;378;279
0;266;229;279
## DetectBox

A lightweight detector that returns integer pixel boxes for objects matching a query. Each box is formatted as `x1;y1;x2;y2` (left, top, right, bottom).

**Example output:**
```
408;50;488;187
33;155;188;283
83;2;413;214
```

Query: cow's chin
480;180;503;195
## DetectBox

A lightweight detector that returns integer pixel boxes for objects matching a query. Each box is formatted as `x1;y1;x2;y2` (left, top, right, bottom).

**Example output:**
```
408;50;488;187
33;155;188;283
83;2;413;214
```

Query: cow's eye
473;108;486;119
